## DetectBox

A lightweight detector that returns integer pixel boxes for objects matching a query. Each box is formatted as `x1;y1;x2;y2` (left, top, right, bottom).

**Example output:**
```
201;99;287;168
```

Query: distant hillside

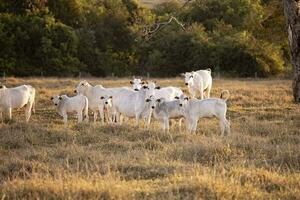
139;0;171;7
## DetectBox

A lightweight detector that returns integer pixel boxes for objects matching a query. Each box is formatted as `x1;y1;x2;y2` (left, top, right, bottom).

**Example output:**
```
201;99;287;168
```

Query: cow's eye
81;83;84;86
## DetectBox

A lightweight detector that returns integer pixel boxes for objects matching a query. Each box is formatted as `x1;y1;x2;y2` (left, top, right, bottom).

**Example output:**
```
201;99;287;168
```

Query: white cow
149;96;185;132
74;80;129;124
147;81;184;101
0;85;35;122
51;94;89;124
178;90;230;136
100;95;116;124
111;85;155;127
182;68;212;99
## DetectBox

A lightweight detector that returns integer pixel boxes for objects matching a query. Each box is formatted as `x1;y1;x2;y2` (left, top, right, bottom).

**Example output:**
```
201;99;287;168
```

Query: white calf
179;90;230;136
51;94;89;124
149;96;185;132
74;80;128;124
182;68;212;99
100;95;116;124
0;85;35;122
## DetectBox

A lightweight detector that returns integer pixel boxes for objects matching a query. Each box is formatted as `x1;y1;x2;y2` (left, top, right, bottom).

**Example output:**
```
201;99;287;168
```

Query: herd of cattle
0;69;230;135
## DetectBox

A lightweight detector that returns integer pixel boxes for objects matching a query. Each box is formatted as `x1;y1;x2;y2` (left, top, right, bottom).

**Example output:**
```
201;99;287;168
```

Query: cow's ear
59;96;62;100
174;96;180;100
51;97;54;100
184;97;189;101
130;81;134;84
141;81;145;85
100;96;104;99
143;85;149;89
155;86;161;90
145;99;151;102
109;96;113;99
153;81;157;84
156;99;161;103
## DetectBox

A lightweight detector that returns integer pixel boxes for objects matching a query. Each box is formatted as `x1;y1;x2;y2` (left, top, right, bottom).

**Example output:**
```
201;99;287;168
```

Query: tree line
0;0;289;77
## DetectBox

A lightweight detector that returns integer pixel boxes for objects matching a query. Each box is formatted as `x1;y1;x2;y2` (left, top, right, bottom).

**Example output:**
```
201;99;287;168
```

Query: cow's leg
93;111;98;123
188;87;196;98
163;117;169;132
192;119;198;134
99;106;105;125
160;120;166;131
135;113;141;127
219;119;226;137
225;119;231;135
179;118;184;132
77;111;83;123
63;114;68;124
25;101;34;122
7;107;12;120
199;85;204;100
206;84;212;99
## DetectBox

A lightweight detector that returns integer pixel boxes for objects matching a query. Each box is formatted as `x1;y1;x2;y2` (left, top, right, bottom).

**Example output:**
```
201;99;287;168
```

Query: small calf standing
51;94;89;124
148;96;184;132
0;85;35;122
100;95;116;124
179;90;230;136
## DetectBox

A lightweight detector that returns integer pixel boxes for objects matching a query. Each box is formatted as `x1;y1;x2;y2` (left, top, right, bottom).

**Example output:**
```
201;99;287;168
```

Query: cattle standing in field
178;90;230;136
182;68;212;99
51;94;89;124
110;85;155;127
0;85;35;122
148;96;185;132
100;95;116;124
74;80;129;124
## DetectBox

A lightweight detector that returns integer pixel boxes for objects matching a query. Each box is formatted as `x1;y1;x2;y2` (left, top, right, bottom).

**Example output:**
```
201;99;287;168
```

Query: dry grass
0;77;299;199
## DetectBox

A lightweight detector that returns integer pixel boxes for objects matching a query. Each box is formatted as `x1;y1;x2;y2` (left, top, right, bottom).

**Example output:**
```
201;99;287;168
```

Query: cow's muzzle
151;106;155;109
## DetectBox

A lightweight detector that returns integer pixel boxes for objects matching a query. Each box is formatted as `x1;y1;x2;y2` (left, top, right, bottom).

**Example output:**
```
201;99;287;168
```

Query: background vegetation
0;0;289;77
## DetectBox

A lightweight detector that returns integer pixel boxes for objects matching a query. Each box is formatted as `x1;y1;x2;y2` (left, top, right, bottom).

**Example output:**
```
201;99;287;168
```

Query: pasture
0;77;299;199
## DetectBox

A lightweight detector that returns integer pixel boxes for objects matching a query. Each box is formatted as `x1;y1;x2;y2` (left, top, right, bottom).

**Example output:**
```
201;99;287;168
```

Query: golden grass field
0;77;299;199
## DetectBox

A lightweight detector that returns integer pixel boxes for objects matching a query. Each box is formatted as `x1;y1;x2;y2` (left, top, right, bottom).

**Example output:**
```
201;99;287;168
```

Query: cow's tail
220;90;230;101
84;96;89;122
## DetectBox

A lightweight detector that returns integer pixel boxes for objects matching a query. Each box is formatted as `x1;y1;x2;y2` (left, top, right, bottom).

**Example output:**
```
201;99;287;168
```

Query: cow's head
130;78;146;91
182;72;195;86
100;95;113;106
178;96;189;107
74;80;89;94
145;95;156;109
51;95;62;106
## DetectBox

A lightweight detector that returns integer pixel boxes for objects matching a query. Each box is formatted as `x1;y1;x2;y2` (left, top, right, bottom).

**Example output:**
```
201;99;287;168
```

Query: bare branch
140;0;194;40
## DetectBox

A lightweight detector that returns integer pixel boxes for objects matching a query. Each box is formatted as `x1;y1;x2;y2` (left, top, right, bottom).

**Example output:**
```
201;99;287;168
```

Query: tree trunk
283;0;300;102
